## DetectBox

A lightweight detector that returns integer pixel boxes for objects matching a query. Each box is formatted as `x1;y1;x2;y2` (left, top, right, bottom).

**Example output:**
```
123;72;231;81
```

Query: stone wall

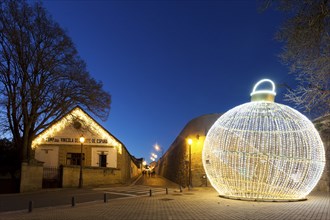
20;162;43;192
62;165;122;187
117;145;140;183
156;114;221;187
157;138;187;186
131;160;142;179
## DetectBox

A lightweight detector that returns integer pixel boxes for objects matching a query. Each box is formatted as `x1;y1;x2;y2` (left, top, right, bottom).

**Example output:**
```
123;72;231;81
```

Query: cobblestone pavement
1;175;329;220
1;188;329;220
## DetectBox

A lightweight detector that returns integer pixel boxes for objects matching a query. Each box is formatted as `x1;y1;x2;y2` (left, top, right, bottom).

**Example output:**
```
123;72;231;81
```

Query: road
0;175;178;213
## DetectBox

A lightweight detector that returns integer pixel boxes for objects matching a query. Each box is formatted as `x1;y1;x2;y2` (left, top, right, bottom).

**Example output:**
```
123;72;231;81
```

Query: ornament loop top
250;79;276;102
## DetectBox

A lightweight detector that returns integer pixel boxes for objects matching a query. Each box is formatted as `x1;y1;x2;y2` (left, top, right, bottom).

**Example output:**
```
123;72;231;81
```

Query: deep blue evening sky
40;0;294;163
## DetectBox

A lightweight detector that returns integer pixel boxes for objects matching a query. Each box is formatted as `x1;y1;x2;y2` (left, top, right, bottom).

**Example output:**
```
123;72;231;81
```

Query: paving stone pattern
1;175;329;220
1;189;329;220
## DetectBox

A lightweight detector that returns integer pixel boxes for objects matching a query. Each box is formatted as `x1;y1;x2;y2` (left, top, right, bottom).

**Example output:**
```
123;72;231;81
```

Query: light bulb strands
203;79;325;201
32;108;122;154
250;79;276;96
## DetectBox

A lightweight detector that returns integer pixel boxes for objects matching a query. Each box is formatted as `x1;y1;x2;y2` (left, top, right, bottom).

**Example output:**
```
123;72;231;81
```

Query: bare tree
0;0;111;162
260;0;330;118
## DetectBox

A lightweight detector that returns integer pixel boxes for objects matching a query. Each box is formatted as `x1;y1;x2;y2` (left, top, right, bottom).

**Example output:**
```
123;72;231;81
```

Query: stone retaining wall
62;165;122;187
156;114;221;187
20;162;43;192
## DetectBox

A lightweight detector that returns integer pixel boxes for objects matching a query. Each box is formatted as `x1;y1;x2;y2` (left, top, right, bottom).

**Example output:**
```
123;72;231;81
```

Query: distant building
32;106;141;188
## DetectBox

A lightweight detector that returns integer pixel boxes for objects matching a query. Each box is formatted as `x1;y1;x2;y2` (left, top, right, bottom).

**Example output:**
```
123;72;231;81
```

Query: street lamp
79;135;85;188
154;143;163;157
187;138;193;188
142;160;147;172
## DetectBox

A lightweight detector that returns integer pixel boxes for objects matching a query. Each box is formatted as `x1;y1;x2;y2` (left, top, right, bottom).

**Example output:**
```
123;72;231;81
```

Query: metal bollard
104;193;107;203
28;200;33;213
72;196;75;207
180;186;182;192
166;188;168;194
149;189;152;197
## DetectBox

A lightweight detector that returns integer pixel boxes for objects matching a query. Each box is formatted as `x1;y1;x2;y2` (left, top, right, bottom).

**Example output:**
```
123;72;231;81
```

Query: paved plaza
1;189;329;219
0;175;329;220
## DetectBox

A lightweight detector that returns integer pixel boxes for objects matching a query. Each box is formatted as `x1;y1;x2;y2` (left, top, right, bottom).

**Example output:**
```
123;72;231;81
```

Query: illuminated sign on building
45;137;109;144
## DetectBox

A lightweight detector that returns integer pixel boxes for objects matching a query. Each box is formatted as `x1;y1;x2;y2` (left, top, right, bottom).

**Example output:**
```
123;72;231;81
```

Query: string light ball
202;79;325;201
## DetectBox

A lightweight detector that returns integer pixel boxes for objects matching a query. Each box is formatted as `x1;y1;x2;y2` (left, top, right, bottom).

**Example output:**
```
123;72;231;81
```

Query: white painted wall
35;146;59;167
91;147;117;168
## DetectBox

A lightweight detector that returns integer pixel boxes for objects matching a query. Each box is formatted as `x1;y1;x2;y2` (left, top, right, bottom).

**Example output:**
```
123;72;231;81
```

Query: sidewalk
0;175;329;220
1;188;329;220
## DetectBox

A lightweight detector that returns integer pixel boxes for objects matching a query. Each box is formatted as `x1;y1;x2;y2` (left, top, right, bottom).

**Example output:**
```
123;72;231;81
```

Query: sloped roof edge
33;106;138;163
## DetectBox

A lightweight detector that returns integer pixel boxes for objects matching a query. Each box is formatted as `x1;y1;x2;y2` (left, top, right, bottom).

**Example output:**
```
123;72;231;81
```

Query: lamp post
79;135;85;188
187;138;193;188
154;143;163;157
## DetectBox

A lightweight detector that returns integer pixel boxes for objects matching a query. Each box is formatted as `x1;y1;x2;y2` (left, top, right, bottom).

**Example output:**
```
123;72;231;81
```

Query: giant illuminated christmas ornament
202;79;325;201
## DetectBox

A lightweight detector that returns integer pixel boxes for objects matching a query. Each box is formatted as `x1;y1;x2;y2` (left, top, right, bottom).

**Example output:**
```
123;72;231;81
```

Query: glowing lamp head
203;79;325;201
79;136;85;143
155;144;161;151
187;138;193;145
